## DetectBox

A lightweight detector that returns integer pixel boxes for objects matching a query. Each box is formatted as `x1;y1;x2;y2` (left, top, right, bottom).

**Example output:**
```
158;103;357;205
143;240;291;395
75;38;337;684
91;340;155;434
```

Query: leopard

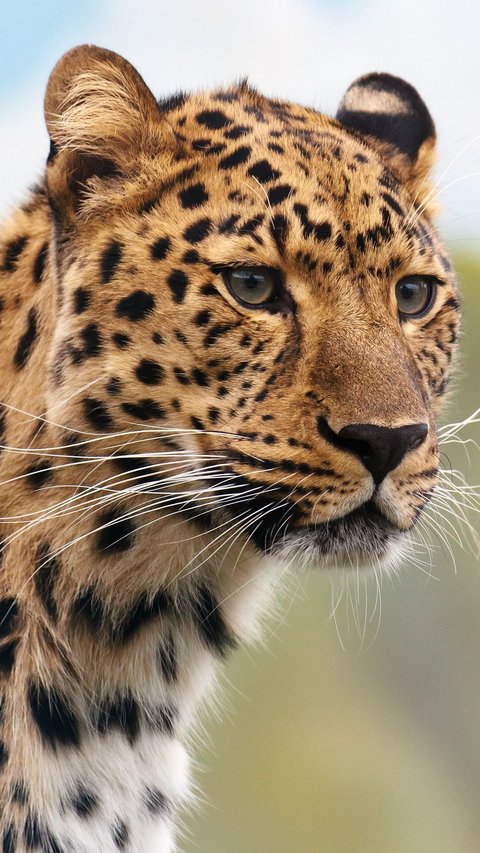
0;44;460;852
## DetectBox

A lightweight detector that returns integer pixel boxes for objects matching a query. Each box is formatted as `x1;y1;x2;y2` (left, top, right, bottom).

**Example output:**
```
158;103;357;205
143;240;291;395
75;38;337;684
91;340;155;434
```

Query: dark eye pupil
244;274;262;290
400;283;416;301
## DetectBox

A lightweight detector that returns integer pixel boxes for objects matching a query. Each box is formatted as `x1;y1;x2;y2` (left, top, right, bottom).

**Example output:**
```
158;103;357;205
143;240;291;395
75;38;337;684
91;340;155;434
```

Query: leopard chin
270;501;409;572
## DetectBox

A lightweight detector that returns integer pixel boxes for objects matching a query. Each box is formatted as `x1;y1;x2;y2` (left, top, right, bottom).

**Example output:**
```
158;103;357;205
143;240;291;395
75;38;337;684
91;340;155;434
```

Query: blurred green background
186;253;480;853
1;2;479;851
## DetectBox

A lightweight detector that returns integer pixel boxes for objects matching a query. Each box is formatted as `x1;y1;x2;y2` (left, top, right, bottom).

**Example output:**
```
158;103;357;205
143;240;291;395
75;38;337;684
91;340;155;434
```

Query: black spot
152;331;164;345
112;819;129;849
144;787;170;815
179;182;209;209
135;359;164;385
205;142;228;154
219;146;252;170
115;290;155;321
173;367;190;386
238;215;265;237
167;269;188;303
174;328;188;345
2;235;28;272
121;400;166;421
149;704;177;736
158;92;186;113
28;682;80;748
158;631;177;683
23;818;62;853
112;332;130;349
381;192;405;216
208;407;220;424
14;308;38;369
34;543;60;622
80;323;102;358
191;416;205;431
218;214;240;235
225;125;251;139
248;159;281;184
270;213;289;255
73;287;90;314
26;461;53;490
11;780;28;804
151;237;171;261
106;376;122;396
77;586;172;644
23;814;42;848
183;218;212;244
196;110;232;129
51;432;74;466
0;740;8;767
112;453;156;486
195;309;210;327
2;824;16;853
204;322;236;347
83;398;113;431
119;593;173;642
97;508;135;553
293;203;332;242
192;368;209;387
0;598;18;639
33;242;48;284
72;589;105;635
192;584;237;658
95;694;139;742
182;249;200;264
70;783;99;817
100;241;122;284
267;184;293;206
201;282;218;296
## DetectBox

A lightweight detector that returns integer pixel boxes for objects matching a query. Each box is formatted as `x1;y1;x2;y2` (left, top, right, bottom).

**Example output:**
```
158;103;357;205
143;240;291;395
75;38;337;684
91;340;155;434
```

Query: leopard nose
317;418;428;485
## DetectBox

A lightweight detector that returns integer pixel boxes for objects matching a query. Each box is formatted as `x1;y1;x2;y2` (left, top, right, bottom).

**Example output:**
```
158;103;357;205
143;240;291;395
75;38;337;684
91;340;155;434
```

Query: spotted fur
0;46;460;852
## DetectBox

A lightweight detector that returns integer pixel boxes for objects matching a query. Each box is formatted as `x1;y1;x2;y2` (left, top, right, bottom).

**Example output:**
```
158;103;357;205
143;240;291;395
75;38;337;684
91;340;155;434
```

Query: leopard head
43;46;460;571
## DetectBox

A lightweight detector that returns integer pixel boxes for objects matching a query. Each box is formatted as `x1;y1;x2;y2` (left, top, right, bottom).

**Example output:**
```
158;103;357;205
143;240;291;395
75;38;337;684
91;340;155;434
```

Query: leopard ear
44;45;164;218
336;73;436;189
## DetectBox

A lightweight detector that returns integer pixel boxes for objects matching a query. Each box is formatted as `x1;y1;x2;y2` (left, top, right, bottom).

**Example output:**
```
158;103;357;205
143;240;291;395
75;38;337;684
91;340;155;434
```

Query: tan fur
0;46;460;851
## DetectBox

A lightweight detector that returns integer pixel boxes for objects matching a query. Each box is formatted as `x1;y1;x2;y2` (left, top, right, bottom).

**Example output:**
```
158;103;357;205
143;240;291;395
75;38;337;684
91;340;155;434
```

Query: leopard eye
222;267;279;308
395;276;437;319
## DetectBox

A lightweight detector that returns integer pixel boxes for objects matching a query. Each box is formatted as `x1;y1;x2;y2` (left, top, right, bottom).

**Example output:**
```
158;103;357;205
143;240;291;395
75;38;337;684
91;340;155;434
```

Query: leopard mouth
275;501;405;569
214;469;406;568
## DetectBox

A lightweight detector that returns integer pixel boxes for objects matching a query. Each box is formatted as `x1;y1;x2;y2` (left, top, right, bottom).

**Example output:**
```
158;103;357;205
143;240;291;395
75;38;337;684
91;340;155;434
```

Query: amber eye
395;276;437;319
223;267;279;307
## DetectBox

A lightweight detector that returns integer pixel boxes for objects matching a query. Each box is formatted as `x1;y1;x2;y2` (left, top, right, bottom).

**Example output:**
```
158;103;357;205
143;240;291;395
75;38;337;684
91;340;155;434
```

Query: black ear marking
336;72;435;161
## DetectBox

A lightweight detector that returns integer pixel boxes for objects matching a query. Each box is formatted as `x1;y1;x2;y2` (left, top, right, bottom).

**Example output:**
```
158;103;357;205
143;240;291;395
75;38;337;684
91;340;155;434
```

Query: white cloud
1;0;479;239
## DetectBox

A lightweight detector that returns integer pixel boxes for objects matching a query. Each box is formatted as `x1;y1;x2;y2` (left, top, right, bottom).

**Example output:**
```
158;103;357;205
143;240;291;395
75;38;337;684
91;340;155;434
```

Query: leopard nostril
317;417;428;485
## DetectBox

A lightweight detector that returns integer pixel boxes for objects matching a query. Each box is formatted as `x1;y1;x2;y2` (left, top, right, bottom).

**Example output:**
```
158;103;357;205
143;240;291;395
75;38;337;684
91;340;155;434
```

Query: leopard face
43;47;460;572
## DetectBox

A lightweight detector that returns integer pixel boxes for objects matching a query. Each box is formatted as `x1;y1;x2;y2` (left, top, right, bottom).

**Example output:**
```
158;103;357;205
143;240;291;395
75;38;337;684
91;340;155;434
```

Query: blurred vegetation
185;251;480;853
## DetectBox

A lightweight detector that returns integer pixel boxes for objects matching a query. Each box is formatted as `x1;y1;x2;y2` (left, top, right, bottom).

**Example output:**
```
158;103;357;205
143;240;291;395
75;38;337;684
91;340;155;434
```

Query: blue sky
1;0;479;241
